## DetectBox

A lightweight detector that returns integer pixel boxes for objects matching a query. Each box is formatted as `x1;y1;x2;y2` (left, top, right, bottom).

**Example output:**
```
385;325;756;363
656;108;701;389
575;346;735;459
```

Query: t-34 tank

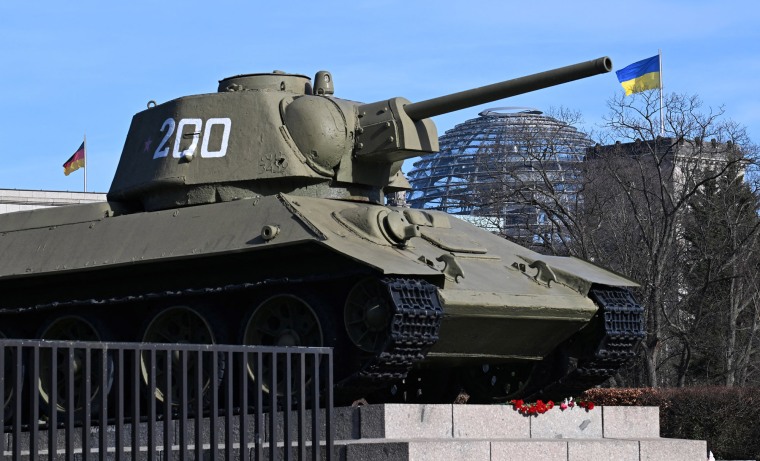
0;57;644;407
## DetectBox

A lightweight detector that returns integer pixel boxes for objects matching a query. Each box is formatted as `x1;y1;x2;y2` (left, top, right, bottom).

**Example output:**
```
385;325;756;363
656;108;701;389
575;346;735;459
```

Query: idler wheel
242;294;325;396
140;306;220;407
344;278;394;353
38;316;113;418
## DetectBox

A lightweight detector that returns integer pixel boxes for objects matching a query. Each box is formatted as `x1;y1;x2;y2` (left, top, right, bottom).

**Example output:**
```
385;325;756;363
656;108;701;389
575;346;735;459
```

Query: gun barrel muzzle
403;56;613;121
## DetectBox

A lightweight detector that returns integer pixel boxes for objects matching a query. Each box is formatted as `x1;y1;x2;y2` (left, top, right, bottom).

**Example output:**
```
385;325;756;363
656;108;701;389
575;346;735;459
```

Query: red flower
509;397;594;416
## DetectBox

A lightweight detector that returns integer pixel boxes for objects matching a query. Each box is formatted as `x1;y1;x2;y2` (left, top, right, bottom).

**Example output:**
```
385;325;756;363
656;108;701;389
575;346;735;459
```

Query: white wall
0;189;106;214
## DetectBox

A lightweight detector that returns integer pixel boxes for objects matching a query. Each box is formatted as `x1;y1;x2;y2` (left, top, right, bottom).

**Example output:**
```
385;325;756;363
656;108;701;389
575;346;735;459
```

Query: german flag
63;142;85;176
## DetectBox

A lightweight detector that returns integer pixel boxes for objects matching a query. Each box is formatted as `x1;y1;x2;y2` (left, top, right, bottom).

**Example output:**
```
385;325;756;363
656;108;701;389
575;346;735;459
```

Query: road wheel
140;305;223;409
242;294;327;399
37;315;113;419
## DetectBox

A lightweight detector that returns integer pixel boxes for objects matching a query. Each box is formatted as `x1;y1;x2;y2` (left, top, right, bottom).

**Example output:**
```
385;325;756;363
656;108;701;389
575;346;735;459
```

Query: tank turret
108;58;612;211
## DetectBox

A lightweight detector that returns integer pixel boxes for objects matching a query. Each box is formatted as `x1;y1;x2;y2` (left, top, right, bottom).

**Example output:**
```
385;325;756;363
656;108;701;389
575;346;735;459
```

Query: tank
0;57;644;407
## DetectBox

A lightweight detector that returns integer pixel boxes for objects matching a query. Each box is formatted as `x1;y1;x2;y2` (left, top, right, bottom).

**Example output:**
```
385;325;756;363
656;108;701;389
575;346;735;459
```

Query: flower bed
510;397;594;415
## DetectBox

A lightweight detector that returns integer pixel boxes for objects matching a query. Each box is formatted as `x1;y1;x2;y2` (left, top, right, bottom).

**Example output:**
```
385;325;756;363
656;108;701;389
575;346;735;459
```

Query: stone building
0;189;106;214
588;136;740;187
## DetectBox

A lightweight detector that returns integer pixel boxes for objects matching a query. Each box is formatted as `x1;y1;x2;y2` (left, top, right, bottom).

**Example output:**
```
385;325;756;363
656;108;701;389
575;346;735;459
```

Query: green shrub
581;387;760;460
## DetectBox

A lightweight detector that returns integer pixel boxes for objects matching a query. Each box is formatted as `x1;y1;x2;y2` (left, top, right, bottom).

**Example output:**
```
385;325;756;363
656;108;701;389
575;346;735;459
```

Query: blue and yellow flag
615;55;660;96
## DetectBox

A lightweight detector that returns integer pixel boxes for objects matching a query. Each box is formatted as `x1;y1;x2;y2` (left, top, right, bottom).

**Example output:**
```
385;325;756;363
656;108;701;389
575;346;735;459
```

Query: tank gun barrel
403;57;613;121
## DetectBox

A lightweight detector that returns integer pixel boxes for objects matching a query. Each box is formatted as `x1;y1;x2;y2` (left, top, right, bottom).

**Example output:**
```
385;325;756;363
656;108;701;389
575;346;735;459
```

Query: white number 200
153;117;231;159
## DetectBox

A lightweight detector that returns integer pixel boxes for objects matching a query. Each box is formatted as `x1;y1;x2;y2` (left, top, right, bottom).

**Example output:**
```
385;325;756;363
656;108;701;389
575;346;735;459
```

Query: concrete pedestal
334;404;706;461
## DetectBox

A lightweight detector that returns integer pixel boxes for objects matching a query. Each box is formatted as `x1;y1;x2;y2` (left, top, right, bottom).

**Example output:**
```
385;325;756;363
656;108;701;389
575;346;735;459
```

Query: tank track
527;285;645;400
348;278;443;387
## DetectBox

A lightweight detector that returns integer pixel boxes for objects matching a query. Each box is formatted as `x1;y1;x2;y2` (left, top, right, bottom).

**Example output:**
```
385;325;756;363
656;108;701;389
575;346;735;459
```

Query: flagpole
658;49;664;136
83;134;87;192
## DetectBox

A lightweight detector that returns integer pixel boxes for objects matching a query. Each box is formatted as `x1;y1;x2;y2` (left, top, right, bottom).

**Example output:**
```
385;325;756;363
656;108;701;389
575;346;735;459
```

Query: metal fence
1;340;334;461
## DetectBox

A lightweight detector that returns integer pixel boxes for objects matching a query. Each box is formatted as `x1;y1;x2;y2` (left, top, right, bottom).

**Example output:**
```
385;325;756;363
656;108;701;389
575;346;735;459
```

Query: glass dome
406;108;592;244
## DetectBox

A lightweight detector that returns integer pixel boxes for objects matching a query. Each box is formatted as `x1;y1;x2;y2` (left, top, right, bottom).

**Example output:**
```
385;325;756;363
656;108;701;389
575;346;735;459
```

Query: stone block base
334;404;707;461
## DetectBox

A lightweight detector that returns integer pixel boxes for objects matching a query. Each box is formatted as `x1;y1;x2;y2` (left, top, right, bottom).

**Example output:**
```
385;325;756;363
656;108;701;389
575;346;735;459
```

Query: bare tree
436;91;760;386
681;163;760;386
583;90;759;387
440;92;760;388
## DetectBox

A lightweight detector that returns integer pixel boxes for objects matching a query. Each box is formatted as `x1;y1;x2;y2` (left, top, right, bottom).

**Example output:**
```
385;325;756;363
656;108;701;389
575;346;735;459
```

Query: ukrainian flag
615;55;660;96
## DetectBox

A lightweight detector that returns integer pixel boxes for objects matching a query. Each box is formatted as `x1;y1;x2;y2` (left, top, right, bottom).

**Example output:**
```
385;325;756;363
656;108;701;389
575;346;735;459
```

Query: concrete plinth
335;404;707;461
4;405;708;461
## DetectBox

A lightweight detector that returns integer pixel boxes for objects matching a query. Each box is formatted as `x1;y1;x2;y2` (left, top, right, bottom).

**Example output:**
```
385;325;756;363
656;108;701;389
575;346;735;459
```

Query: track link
347;277;444;388
527;285;645;399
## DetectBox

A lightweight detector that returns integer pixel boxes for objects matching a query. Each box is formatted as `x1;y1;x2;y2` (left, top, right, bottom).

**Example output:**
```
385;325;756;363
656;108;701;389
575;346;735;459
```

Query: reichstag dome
405;108;592;244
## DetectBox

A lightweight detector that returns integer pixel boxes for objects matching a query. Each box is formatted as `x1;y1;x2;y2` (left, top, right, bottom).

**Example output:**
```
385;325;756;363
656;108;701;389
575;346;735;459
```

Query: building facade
0;189;106;214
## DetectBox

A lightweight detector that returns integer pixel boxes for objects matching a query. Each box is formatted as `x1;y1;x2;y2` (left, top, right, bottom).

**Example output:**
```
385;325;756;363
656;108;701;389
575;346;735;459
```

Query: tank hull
0;195;637;371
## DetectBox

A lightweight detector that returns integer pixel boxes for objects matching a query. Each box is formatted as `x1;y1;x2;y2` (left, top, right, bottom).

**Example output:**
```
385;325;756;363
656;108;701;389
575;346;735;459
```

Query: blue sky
1;0;758;193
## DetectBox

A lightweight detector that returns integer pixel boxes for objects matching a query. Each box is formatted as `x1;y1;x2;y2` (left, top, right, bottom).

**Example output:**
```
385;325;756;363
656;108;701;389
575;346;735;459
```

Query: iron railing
0;340;334;461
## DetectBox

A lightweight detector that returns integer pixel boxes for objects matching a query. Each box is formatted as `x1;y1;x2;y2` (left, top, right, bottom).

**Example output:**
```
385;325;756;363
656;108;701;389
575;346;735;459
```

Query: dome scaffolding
406;108;592;247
